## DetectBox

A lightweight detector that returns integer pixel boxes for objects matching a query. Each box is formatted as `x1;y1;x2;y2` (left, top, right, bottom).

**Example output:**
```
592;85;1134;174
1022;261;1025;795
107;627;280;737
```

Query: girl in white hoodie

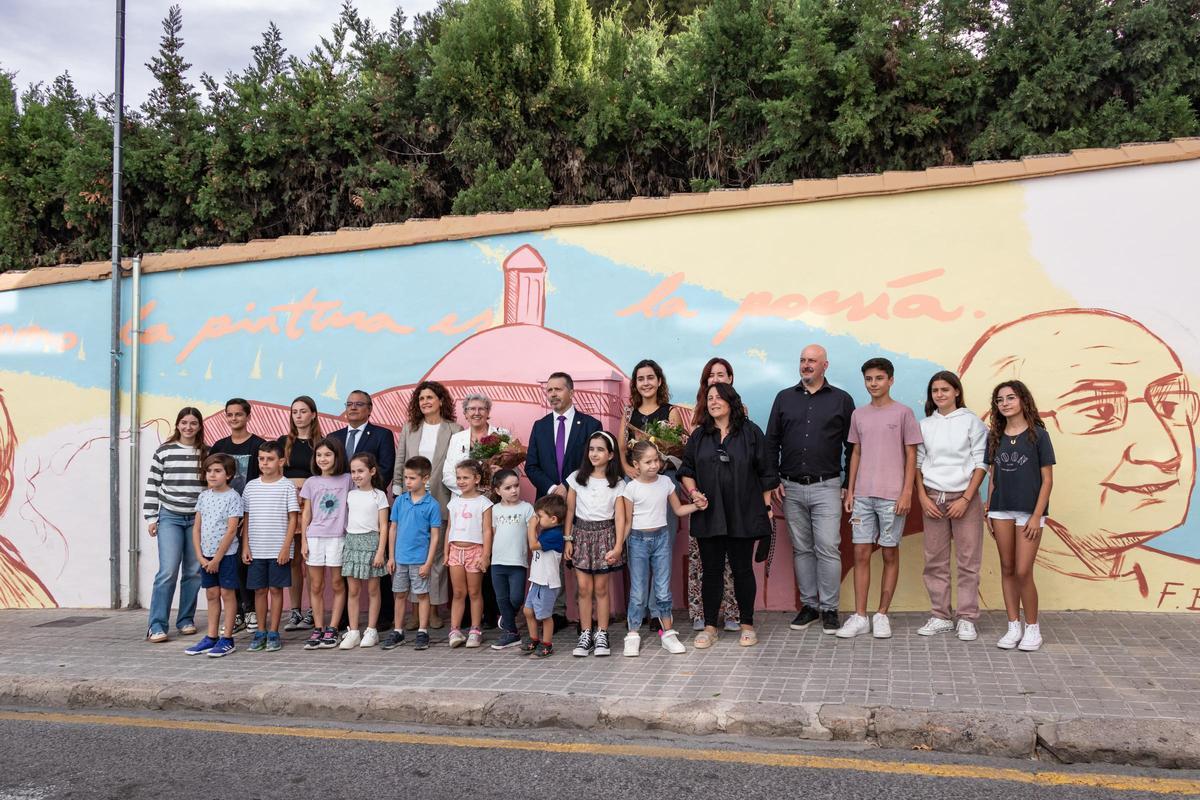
915;371;987;642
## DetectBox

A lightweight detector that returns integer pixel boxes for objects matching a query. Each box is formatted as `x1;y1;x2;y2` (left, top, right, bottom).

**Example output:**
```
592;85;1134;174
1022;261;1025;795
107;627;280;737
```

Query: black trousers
696;535;757;627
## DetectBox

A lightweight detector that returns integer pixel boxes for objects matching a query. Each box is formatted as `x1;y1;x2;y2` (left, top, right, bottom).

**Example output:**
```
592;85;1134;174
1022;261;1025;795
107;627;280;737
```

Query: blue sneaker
265;632;282;652
207;637;236;658
248;631;268;652
490;630;522;650
184;635;218;655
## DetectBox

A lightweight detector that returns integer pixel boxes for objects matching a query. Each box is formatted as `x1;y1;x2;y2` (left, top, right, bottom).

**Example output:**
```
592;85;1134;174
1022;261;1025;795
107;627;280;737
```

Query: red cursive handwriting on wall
176;289;416;363
617;269;974;345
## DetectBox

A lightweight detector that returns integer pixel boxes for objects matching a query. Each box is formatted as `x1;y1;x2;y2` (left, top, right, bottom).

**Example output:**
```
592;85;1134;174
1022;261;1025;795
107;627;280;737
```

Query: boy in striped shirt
242;440;300;652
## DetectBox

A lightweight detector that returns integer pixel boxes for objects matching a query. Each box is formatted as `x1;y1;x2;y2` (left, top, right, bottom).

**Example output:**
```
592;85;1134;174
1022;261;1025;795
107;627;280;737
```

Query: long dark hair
284;395;319;463
575;430;622;488
310;436;349;476
701;382;747;433
349;452;387;490
693;357;734;428
924;370;966;417
988;380;1045;454
629;359;671;409
407;380;456;429
167;406;208;477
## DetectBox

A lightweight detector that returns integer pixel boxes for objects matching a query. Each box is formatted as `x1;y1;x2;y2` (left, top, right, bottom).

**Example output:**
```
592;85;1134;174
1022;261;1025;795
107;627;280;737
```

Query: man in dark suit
330;389;396;479
526;372;603;498
330;389;397;629
526;372;602;634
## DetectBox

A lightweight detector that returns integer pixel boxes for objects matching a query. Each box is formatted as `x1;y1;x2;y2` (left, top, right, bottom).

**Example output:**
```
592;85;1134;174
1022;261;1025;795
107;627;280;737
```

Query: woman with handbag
679;382;779;648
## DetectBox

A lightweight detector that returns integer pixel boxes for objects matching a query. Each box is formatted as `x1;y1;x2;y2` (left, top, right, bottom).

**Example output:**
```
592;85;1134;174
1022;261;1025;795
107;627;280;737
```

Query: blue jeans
147;509;201;635
491;564;527;634
626;527;673;631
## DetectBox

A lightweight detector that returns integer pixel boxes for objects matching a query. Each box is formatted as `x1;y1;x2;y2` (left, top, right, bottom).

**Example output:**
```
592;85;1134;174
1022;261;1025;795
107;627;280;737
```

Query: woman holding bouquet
618;359;686;476
443;393;503;496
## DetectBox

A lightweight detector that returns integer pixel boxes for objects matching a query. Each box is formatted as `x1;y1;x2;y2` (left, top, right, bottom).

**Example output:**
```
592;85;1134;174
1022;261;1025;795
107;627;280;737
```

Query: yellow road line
2;710;1197;796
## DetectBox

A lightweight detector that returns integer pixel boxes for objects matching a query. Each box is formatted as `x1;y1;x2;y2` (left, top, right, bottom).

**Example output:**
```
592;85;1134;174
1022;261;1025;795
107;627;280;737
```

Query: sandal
694;630;717;649
738;629;758;647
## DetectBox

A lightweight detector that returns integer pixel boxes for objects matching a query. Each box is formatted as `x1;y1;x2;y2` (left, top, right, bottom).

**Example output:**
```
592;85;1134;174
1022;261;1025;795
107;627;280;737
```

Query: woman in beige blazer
392;380;463;629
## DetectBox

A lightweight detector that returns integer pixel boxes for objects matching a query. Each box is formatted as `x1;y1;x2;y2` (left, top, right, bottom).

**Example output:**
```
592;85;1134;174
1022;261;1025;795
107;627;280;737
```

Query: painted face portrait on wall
961;309;1197;574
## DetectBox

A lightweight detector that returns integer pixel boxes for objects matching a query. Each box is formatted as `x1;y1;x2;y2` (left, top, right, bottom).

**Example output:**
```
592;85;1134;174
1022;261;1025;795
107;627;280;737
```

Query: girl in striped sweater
145;407;208;642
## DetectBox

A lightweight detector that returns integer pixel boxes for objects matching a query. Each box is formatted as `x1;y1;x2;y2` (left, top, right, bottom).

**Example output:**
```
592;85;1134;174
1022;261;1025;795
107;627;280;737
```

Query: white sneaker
692;617;705;631
338;630;362;650
360;627;379;647
871;613;892;639
917;617;955;636
1017;623;1042;651
835;613;871;639
997;619;1023;649
660;629;686;654
623;631;641;657
956;620;978;641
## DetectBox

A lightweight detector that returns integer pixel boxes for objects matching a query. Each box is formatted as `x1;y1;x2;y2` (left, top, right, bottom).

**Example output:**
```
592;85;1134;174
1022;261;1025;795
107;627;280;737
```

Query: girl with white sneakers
985;381;1055;652
339;453;391;649
915;371;987;643
617;442;706;657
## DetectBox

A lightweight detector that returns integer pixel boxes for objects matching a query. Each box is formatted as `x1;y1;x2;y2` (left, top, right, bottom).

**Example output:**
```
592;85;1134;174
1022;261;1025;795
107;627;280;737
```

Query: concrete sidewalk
2;608;1198;768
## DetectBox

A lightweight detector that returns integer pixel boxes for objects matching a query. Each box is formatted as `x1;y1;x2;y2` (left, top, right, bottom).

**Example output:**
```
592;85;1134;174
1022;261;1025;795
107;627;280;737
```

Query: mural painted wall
1;157;1198;612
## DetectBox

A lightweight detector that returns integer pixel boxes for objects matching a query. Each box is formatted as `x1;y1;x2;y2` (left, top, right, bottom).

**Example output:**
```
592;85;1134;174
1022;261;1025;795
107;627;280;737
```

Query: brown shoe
404;614;419;631
428;612;444;630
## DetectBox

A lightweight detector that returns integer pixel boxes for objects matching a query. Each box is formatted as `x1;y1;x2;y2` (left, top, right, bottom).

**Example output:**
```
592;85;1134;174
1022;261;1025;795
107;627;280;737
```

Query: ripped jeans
850;496;905;547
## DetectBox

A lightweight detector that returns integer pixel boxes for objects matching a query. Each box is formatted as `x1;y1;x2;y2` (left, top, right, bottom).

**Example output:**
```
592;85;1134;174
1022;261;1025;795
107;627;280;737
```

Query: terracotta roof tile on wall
2;137;1198;292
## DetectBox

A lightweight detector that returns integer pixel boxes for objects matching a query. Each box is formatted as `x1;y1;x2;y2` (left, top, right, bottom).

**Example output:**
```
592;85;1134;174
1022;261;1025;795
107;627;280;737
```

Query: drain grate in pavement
33;616;106;628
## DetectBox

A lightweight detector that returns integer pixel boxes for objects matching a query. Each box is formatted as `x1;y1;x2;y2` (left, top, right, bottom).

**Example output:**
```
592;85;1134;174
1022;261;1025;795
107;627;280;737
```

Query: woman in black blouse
617;359;685;477
679;382;779;648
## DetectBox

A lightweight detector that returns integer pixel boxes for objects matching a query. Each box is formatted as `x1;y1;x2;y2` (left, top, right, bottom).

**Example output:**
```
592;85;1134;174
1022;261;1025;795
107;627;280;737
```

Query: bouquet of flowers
628;418;688;459
469;429;528;472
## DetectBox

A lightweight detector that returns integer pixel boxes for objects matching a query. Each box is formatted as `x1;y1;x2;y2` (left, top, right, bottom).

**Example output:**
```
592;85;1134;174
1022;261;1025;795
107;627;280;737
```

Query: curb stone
2;674;1196;768
874;707;1037;758
1038;719;1200;770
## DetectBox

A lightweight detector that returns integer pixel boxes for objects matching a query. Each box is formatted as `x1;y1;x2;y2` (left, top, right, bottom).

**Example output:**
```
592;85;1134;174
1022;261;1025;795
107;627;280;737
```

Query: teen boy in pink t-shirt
838;357;922;640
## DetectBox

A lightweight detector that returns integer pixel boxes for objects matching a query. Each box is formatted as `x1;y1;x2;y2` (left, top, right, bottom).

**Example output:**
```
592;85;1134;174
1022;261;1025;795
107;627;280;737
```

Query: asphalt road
1;708;1197;800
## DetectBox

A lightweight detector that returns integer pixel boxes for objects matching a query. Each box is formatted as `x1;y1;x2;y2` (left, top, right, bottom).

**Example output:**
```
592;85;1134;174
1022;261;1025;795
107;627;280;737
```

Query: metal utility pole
109;0;126;610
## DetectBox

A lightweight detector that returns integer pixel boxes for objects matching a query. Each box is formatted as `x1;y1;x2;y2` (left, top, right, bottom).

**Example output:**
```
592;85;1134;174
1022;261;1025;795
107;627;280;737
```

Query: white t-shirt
529;548;562;588
346;488;389;534
490;500;533;567
620;475;675;530
567;470;621;522
446;494;493;545
418;422;442;462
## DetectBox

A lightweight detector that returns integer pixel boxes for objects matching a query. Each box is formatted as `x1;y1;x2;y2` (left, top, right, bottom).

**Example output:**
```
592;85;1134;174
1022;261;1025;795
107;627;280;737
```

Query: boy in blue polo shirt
384;456;442;651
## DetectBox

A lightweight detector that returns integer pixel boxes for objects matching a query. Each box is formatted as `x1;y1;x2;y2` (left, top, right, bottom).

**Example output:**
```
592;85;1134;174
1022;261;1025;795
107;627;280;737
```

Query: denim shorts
850;496;905;547
392;563;430;595
200;554;241;590
524;583;559;620
246;558;292;590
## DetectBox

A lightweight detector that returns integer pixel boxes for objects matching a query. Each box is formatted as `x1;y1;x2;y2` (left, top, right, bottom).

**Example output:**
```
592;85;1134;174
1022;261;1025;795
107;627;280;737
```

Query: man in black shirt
209;398;265;630
765;345;855;634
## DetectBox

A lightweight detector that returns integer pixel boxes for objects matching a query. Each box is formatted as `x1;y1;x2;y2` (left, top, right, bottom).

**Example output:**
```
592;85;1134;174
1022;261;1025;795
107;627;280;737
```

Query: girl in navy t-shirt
985;380;1055;653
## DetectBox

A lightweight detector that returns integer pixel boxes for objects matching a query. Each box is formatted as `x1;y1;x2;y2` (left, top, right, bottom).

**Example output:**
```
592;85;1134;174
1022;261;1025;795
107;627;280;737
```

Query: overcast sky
3;0;440;105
